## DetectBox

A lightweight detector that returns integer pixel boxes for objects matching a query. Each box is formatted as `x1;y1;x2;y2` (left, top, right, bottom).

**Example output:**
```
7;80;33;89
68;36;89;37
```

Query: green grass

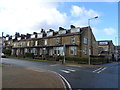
7;56;49;62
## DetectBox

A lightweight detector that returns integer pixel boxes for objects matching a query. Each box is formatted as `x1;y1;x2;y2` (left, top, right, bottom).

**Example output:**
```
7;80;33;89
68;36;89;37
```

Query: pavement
2;63;65;88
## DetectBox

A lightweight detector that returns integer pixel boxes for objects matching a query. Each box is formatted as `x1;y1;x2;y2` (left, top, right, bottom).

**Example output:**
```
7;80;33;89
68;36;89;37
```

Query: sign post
63;44;66;64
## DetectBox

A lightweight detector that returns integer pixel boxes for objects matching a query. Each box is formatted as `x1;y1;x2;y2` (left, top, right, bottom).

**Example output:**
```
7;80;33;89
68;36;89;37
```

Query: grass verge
7;56;49;62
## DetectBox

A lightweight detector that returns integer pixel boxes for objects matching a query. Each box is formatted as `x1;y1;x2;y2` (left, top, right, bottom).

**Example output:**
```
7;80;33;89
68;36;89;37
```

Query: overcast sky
0;0;119;45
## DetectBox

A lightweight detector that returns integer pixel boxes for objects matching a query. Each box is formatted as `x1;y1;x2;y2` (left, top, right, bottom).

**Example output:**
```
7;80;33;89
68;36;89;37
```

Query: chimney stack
70;25;75;29
59;27;64;30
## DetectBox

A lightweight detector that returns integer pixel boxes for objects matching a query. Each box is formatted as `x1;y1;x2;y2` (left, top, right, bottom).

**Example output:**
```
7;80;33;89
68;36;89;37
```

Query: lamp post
88;16;98;65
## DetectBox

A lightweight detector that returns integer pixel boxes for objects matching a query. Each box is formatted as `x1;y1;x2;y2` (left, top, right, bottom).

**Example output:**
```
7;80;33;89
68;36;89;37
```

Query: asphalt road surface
2;58;120;89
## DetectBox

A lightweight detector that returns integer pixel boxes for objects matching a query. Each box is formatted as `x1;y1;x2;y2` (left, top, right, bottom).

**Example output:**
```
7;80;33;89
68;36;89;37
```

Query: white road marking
48;70;72;90
67;69;76;72
50;64;59;66
61;70;70;73
97;67;107;73
93;67;107;74
92;67;103;72
58;73;72;90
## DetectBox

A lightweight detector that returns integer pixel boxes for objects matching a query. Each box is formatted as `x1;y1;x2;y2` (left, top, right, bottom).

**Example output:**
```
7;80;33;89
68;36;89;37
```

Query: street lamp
88;16;98;65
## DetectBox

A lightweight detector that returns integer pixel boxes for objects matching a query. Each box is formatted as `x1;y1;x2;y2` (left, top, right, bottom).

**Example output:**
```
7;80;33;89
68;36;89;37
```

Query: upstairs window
47;32;53;37
27;42;29;46
35;41;38;46
44;40;48;45
56;39;59;45
59;30;66;34
99;42;108;45
83;37;88;44
37;33;43;38
71;28;80;33
71;37;75;44
31;34;36;38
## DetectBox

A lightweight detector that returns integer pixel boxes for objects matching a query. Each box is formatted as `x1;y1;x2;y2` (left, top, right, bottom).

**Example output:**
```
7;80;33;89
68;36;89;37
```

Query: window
47;32;53;37
18;37;21;40
56;39;59;45
14;43;16;47
59;30;66;34
37;33;43;38
84;47;87;55
39;48;42;55
31;34;36;38
99;42;108;45
71;28;80;33
44;40;48;45
49;48;53;56
83;37;88;44
53;47;62;56
35;41;38;46
27;42;29;46
32;48;37;55
71;37;75;44
70;46;77;55
24;48;28;53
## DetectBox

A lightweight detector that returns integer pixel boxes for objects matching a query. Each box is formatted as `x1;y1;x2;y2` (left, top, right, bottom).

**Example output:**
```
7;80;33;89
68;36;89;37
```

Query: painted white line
58;73;72;90
48;70;72;90
61;70;70;73
97;67;107;74
67;69;76;72
50;64;59;66
93;67;103;72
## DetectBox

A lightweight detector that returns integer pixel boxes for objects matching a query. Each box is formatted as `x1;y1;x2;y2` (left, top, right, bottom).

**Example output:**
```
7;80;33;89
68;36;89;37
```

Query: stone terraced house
4;25;98;59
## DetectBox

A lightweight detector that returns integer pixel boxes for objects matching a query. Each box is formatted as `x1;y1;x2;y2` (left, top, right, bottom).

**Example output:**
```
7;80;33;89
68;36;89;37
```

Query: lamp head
94;16;98;19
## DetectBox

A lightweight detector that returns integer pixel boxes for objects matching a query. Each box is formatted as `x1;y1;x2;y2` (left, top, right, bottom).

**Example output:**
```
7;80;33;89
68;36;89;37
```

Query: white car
1;53;6;58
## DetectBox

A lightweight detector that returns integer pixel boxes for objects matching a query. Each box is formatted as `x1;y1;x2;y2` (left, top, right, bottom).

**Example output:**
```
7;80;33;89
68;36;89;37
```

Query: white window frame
44;40;48;45
59;30;66;34
83;37;88;44
70;46;77;55
27;42;29;46
71;28;80;33
71;37;75;44
47;32;53;37
31;34;36;38
56;39;59;44
35;41;38;46
37;33;43;38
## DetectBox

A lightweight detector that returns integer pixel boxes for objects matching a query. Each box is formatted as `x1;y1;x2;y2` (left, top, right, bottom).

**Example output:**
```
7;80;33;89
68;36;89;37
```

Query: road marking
92;67;103;72
58;73;72;90
93;67;107;74
60;70;70;73
50;64;59;66
67;69;76;72
97;67;107;73
48;70;72;90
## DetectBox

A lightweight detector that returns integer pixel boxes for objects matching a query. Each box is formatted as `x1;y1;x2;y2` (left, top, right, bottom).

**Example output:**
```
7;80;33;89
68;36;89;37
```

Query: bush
3;49;12;56
59;55;107;65
25;52;34;58
59;56;88;64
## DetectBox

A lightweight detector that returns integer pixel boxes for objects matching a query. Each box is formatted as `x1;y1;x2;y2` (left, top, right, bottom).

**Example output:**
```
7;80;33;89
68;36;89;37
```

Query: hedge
59;56;107;65
3;49;12;56
25;52;34;58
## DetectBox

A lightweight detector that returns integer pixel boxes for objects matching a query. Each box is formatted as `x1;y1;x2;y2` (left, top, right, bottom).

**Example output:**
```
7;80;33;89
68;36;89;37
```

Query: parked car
1;53;6;58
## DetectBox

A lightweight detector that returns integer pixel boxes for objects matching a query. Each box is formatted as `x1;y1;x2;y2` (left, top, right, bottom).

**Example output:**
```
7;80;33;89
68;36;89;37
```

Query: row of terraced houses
2;25;116;61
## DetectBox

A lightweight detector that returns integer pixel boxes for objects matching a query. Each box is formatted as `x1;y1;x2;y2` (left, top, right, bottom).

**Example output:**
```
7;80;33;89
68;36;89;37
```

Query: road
2;58;120;89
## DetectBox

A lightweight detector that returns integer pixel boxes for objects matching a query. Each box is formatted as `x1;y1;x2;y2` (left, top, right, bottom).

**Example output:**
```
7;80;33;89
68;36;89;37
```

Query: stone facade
4;26;98;58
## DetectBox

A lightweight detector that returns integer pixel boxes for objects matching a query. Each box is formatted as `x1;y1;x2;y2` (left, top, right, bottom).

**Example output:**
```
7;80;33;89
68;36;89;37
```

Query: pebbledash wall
4;25;99;58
